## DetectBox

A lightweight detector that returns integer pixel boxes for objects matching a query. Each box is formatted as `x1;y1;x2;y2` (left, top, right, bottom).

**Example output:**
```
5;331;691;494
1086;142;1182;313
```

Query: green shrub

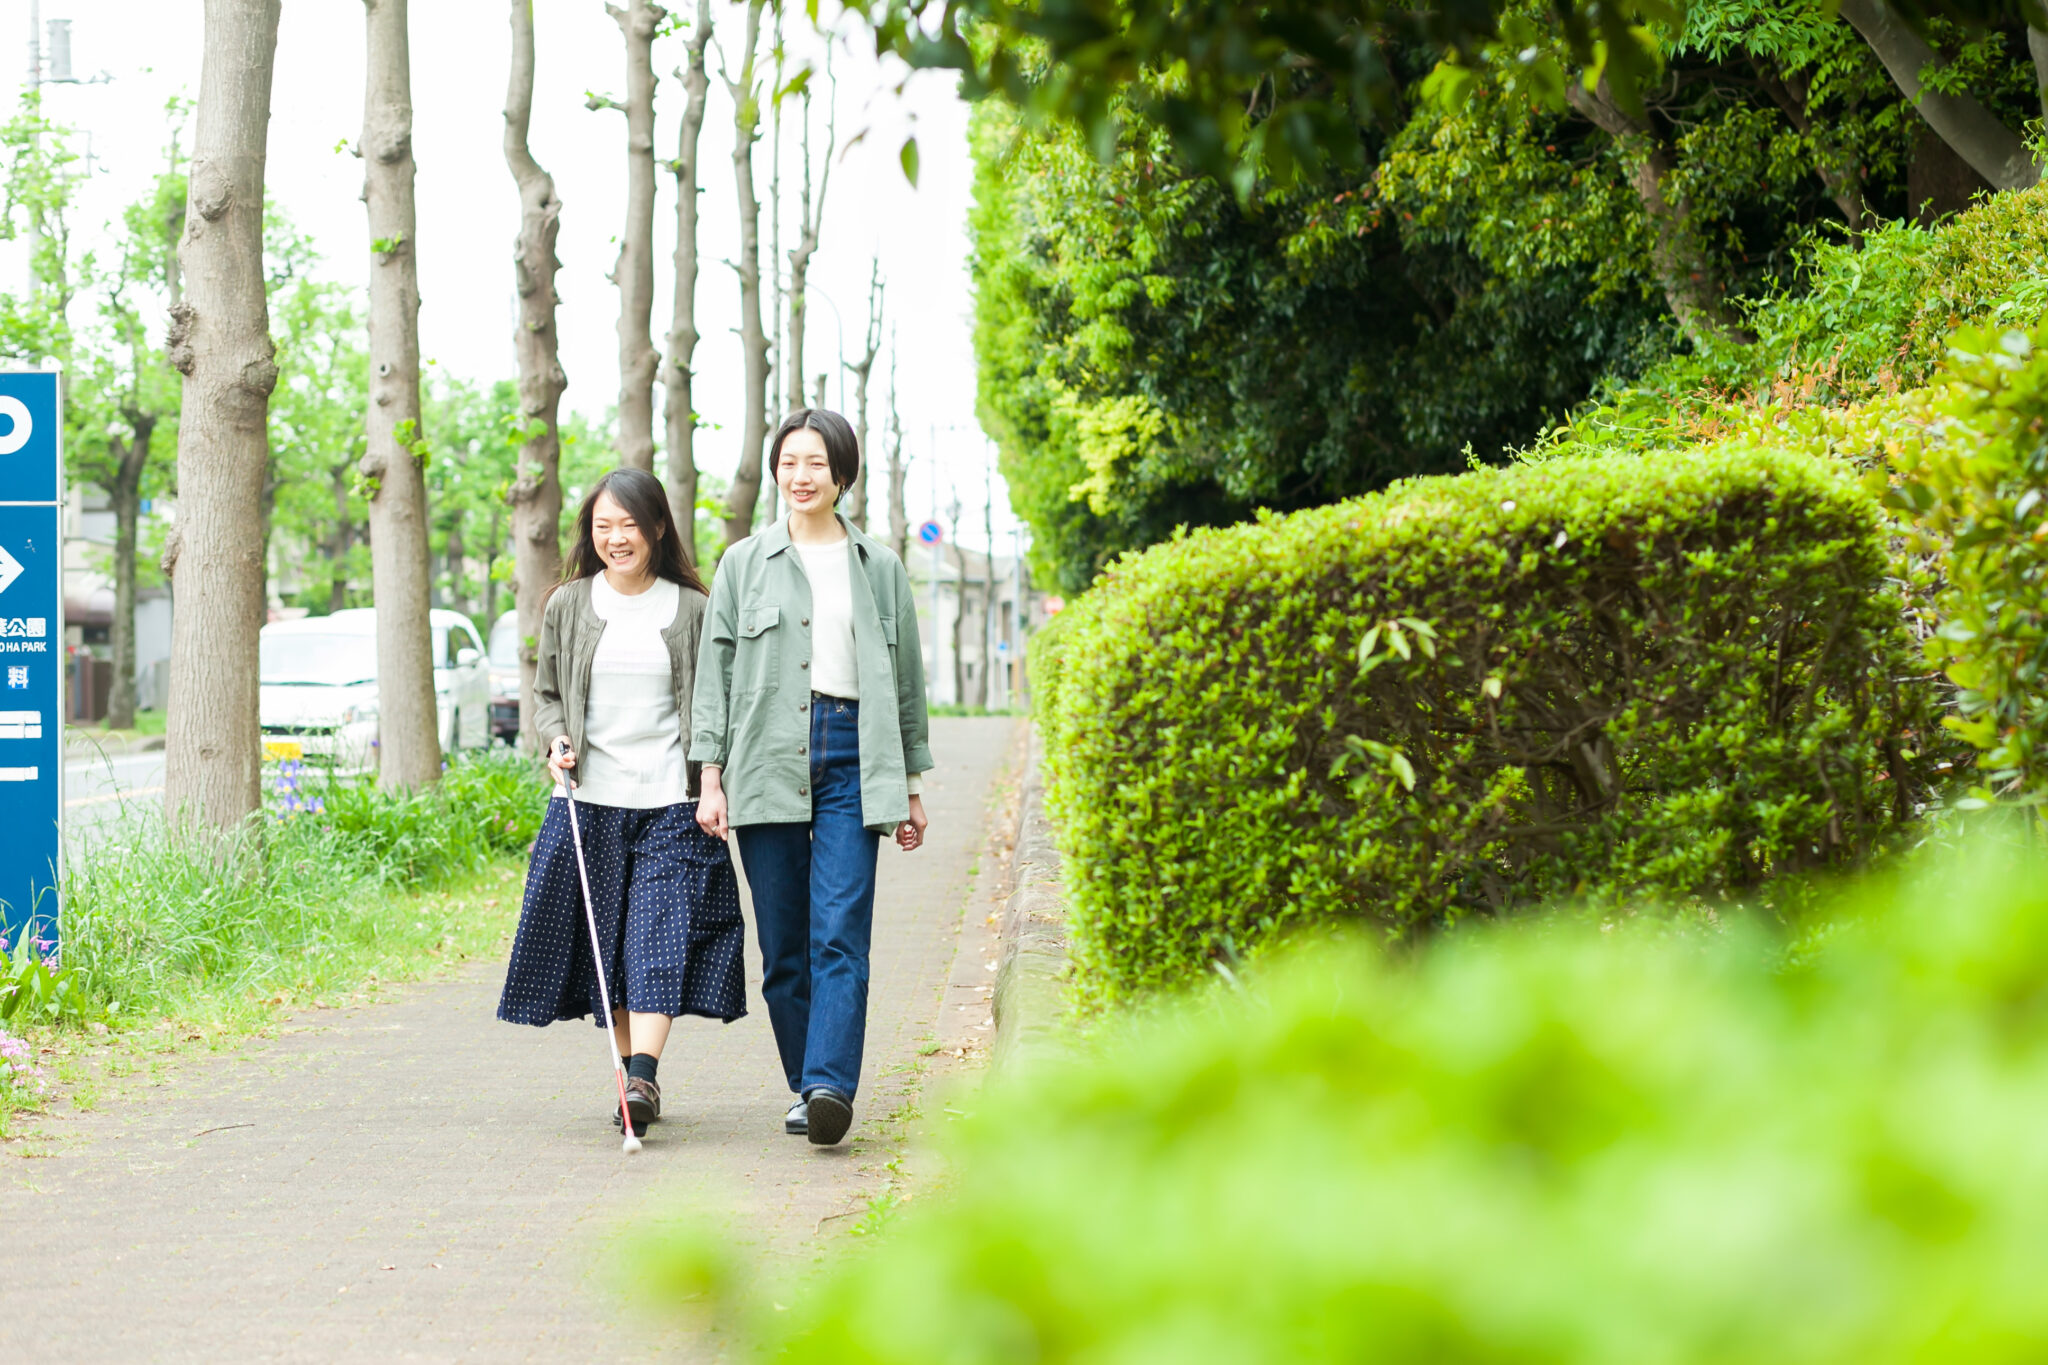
1537;185;2048;461
1888;323;2048;803
1039;445;1934;1001
1745;186;2048;402
734;834;2048;1363
315;746;544;881
57;748;545;1023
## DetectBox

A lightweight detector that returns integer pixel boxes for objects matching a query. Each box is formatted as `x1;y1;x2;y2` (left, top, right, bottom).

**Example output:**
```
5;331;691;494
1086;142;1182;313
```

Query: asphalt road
60;743;167;847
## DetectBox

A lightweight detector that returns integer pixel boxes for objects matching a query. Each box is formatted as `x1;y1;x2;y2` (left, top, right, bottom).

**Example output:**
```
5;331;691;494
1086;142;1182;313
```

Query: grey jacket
530;575;709;799
691;515;932;833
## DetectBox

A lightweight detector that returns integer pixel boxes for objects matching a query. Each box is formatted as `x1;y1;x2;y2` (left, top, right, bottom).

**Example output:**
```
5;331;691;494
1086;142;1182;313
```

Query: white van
259;608;491;772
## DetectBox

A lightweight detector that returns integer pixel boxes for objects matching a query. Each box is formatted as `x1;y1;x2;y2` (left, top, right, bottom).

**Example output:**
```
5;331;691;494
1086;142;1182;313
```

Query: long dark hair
560;468;707;596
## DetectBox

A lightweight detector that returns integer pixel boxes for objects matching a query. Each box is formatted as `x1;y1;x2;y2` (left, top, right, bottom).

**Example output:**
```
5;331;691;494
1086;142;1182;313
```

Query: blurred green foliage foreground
670;831;2048;1362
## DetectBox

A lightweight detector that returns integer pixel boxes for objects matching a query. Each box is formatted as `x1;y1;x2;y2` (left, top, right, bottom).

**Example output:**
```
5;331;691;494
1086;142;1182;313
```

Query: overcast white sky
19;0;1015;552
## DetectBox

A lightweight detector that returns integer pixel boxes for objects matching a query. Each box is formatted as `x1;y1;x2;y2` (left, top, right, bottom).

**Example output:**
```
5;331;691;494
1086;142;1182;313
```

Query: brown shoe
614;1077;661;1136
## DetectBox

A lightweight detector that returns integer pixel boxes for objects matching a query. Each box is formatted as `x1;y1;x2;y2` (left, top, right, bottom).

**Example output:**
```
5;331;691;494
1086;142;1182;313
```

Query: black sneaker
614;1077;661;1137
804;1087;852;1146
785;1099;808;1135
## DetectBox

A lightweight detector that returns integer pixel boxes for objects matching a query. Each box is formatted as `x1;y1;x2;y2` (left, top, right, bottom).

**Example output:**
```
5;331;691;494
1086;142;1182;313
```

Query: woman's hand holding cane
548;736;578;788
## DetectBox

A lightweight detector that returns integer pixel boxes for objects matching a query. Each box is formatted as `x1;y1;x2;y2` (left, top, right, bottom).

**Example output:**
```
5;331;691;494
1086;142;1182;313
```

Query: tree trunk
328;458;353;611
162;0;282;833
664;0;712;563
594;0;663;472
444;510;466;616
844;261;882;530
1908;123;1992;225
721;0;771;551
2032;27;2048;123
505;0;567;751
479;502;502;626
361;0;441;790
886;339;908;562
1756;68;1865;243
768;2;785;433
1565;77;1748;345
105;418;154;731
1840;0;2041;191
785;75;837;416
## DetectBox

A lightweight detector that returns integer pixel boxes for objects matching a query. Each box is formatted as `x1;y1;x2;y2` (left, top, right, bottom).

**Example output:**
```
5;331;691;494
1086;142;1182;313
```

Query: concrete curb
63;730;165;758
990;725;1070;1071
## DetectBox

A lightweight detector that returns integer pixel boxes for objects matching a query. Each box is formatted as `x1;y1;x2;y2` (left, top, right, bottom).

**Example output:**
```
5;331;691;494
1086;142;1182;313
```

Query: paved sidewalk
1;716;1022;1364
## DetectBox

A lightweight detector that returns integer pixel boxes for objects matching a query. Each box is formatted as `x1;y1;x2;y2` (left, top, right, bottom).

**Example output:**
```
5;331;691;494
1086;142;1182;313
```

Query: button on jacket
529;575;708;798
691;514;932;834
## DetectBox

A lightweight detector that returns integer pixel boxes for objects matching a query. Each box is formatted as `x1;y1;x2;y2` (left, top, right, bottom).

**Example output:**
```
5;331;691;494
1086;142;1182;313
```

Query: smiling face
590;489;659;580
776;427;840;516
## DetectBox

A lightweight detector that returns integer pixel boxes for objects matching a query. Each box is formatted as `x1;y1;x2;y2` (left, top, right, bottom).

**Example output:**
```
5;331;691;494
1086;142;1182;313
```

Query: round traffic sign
917;520;944;545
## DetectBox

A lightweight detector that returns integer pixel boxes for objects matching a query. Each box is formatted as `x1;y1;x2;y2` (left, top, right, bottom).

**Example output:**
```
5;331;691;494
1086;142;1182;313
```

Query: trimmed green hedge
1039;446;1935;1001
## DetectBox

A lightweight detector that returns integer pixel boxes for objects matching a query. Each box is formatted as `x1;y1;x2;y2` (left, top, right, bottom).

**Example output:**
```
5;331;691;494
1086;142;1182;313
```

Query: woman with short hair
692;408;933;1147
498;467;746;1141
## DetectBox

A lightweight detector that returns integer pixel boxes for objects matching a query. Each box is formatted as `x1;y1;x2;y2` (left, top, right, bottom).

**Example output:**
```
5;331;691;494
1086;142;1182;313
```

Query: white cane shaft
562;788;626;1072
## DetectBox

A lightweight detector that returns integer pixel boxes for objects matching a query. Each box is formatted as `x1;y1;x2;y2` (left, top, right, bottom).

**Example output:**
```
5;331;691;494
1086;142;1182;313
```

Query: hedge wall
1038;445;1936;1001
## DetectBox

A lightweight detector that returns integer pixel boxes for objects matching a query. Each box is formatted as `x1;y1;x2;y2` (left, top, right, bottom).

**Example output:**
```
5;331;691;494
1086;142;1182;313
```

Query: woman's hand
696;767;730;840
547;736;577;788
895;794;928;852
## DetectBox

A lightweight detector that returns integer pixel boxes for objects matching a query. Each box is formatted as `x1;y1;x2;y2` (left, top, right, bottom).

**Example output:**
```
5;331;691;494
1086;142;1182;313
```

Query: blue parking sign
0;369;62;954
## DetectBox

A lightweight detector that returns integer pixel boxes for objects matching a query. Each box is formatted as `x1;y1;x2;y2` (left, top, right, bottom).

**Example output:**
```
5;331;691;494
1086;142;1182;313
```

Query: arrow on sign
0;545;20;595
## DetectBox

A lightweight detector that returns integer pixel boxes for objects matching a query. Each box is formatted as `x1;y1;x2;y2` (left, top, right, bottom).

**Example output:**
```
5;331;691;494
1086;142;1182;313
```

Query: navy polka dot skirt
497;797;747;1028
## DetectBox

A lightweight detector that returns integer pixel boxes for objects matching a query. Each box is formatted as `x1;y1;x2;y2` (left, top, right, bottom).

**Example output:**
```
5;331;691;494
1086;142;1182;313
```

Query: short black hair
768;408;860;493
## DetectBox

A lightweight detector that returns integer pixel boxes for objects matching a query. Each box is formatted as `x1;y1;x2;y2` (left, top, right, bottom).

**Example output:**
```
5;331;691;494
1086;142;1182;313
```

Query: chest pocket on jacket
877;614;898;668
737;604;781;693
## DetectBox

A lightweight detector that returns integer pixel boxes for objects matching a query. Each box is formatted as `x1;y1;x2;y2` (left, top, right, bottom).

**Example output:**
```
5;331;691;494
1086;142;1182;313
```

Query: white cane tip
622;1133;643;1154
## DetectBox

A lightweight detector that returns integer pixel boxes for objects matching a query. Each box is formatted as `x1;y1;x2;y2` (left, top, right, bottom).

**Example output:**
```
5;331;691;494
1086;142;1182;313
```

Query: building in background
903;540;1046;710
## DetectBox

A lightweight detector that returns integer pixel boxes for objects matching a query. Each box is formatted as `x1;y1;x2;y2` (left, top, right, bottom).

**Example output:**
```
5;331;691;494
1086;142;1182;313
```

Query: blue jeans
735;697;881;1099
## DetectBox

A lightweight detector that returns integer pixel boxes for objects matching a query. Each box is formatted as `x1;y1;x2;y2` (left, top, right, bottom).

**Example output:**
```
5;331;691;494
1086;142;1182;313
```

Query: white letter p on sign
0;397;30;456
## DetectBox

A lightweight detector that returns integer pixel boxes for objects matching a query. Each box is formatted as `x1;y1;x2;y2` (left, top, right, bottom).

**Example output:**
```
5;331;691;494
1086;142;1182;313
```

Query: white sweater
556;574;690;809
795;537;861;700
778;529;926;797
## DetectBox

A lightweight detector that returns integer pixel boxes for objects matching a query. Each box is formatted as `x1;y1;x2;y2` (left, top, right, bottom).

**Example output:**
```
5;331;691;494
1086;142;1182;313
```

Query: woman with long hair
692;408;933;1148
498;468;745;1140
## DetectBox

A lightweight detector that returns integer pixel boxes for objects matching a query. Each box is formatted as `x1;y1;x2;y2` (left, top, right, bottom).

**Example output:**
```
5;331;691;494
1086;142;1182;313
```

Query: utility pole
26;1;42;296
929;420;941;703
23;10;113;294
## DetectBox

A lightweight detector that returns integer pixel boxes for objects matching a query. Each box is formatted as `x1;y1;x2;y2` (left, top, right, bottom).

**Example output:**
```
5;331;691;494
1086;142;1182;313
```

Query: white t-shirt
795;536;860;700
556;574;689;809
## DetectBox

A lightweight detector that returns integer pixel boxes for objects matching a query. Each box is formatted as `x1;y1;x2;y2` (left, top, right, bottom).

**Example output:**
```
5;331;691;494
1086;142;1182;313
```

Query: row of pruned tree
110;0;912;833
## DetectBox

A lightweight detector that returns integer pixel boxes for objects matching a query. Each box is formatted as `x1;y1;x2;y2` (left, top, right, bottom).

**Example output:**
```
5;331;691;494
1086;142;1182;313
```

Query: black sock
627;1053;658;1084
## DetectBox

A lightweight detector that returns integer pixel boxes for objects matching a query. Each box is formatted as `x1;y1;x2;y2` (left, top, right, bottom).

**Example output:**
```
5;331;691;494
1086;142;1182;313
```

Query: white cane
554;739;641;1155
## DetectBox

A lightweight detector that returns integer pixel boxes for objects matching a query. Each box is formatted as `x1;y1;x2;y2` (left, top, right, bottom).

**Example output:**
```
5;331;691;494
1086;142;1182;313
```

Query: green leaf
899;136;920;187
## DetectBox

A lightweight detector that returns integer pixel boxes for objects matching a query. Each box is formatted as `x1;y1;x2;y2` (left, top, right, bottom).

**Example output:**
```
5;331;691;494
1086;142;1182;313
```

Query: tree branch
1840;0;2040;191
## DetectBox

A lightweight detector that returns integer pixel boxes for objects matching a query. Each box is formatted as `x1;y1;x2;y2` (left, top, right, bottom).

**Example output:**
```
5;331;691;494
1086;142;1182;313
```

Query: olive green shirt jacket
529;575;708;798
690;515;933;834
